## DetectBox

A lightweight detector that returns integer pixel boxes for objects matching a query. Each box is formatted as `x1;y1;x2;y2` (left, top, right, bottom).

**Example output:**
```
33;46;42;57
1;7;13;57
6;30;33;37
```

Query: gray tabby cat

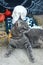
5;19;34;63
26;28;43;48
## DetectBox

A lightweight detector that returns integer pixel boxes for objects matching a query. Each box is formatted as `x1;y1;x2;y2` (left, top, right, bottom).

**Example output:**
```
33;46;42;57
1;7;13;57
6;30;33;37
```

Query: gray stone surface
0;46;43;65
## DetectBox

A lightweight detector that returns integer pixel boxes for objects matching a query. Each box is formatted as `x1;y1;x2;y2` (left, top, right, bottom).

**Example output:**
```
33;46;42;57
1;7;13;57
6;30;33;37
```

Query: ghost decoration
12;5;27;24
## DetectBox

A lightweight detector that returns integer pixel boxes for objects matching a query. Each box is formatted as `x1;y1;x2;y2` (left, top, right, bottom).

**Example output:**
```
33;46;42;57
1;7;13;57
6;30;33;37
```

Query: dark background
0;0;31;12
5;0;31;7
0;0;43;15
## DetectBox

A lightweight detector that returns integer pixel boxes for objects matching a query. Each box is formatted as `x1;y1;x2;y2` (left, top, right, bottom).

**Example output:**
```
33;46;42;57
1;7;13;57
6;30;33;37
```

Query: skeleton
5;19;34;63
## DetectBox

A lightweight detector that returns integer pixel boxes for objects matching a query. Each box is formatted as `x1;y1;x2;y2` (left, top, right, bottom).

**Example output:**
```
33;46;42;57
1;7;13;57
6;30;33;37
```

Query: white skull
12;5;27;24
